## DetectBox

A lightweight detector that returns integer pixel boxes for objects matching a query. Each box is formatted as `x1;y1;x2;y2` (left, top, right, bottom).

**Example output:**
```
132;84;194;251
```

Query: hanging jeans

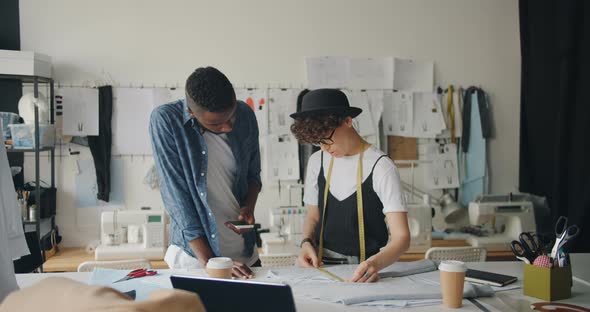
87;86;113;202
459;90;487;207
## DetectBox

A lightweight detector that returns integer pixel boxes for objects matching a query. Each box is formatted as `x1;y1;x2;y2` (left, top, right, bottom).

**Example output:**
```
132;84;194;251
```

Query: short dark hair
290;113;346;144
185;67;236;113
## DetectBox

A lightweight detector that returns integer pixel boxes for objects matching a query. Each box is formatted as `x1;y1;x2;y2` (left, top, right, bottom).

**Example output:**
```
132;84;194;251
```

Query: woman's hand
348;260;380;283
296;242;321;268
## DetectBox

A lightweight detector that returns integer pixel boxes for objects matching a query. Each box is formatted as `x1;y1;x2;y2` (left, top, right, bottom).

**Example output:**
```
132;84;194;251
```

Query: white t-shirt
203;132;258;266
303;146;407;214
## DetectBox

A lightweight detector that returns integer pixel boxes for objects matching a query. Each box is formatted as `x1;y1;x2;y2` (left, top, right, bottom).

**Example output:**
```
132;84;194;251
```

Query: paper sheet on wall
438;90;463;139
383;91;413;136
366;90;384;127
152;87;185;107
343;90;375;137
266;134;300;182
268;88;301;136
112;88;155;155
412;92;446;138
393;58;434;92
57;87;99;136
423;143;460;189
75;159;125;209
306;56;350;89
235;88;269;135
348;57;394;89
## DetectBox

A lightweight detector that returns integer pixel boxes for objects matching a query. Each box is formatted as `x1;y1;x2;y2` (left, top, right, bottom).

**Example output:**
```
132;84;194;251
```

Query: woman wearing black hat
290;89;410;283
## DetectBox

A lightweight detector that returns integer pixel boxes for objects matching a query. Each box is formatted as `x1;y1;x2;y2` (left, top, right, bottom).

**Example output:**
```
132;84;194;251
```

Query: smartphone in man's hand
224;220;255;235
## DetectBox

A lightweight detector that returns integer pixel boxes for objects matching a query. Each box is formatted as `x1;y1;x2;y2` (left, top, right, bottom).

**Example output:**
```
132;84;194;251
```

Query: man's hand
348;260;380;283
238;206;255;225
296;242;321;268
232;261;254;279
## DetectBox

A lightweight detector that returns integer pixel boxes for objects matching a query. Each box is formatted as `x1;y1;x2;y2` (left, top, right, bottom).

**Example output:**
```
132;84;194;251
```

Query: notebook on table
465;269;517;287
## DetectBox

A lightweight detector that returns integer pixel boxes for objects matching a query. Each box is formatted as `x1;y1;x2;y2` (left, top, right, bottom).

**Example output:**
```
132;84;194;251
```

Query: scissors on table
113;268;157;283
510;232;542;264
550;216;579;259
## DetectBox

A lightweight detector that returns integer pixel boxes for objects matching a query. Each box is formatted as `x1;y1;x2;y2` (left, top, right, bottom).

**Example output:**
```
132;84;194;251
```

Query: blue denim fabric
150;99;261;259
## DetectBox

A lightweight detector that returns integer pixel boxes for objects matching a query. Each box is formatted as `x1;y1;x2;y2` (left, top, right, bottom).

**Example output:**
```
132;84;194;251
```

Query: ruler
317;267;345;282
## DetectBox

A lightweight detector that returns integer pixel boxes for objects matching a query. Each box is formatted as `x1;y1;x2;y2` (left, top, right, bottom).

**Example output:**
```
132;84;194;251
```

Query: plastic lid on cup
206;257;233;269
438;260;467;273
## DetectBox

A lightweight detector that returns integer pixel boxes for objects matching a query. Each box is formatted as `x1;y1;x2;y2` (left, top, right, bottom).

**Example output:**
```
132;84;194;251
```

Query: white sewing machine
95;210;167;260
466;194;536;251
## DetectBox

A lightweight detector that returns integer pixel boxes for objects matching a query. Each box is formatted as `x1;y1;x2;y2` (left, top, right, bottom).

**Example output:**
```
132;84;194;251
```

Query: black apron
315;152;389;258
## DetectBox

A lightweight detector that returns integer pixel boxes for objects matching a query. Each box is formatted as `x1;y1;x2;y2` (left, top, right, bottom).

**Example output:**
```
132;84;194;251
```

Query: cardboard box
0;50;52;78
523;264;572;301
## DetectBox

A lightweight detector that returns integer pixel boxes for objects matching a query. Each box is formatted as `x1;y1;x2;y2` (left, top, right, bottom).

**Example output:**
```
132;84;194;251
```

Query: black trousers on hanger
88;86;112;202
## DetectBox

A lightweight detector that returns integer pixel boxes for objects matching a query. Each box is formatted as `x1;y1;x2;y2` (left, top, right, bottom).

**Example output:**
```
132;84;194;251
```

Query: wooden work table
399;239;515;261
43;239;515;272
42;248;168;272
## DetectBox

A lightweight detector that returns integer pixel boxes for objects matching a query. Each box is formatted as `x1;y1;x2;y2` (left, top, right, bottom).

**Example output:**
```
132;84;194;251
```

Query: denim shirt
149;99;261;259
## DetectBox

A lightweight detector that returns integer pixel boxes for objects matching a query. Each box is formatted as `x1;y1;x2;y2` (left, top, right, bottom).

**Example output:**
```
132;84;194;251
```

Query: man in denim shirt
150;67;261;278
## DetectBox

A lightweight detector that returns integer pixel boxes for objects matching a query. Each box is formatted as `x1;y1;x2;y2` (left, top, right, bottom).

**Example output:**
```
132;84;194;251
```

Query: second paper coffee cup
206;257;233;279
439;260;467;308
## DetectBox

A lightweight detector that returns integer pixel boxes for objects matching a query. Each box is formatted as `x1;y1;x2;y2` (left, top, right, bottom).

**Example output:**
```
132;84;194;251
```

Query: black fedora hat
290;89;362;119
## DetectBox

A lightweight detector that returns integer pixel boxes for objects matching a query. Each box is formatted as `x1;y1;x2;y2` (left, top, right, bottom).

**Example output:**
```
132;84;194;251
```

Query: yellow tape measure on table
317;267;345;282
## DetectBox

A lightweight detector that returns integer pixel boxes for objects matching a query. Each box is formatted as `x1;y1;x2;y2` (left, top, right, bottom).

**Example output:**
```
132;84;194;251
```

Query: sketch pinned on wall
383;90;413;137
112;88;155;155
366;89;385;128
412;92;446;138
348;57;394;89
305;56;350;89
343;89;376;137
235;88;269;135
268;88;301;136
423;143;460;189
57;87;99;136
393;58;434;92
266;134;300;183
75;159;125;209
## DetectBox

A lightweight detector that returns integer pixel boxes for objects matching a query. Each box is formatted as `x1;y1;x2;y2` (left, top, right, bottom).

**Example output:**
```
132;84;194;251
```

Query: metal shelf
0;73;52;83
4;73;56;273
6;146;55;153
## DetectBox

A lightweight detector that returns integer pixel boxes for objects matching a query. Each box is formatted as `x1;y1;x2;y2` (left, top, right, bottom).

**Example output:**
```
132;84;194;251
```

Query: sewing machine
95;210;167;260
466;194;536;251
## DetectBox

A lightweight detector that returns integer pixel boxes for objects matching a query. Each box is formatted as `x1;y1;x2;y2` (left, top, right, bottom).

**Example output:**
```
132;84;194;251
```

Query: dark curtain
519;0;590;252
0;0;24;188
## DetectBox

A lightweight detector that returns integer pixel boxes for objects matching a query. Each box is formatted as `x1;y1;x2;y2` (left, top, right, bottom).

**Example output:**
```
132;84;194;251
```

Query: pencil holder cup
523;263;572;301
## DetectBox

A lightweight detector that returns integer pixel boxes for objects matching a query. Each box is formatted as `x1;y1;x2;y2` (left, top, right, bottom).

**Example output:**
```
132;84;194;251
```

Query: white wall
19;0;521;247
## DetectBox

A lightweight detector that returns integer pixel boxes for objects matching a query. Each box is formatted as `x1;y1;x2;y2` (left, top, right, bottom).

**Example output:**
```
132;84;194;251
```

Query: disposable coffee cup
439;260;467;308
206;257;233;279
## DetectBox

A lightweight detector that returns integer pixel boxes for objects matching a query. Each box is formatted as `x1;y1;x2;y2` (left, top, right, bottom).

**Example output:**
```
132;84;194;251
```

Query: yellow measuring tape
317;267;345;282
318;142;366;263
447;84;456;143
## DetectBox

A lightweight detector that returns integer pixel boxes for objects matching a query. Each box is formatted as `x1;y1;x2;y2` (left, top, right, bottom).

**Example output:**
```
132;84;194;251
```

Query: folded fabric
324;259;438;280
298;277;493;305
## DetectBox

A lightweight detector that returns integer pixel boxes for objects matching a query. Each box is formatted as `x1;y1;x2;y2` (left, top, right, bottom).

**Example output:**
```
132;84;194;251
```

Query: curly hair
290;113;346;144
185;67;236;113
